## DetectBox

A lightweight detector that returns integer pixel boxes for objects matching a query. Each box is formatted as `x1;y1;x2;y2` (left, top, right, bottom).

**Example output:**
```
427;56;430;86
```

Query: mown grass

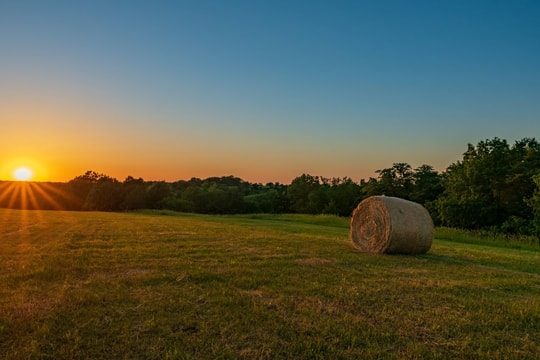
436;226;540;251
0;209;538;359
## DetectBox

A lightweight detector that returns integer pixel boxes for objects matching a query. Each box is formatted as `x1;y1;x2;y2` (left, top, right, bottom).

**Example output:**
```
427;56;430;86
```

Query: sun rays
0;181;78;211
0;182;80;255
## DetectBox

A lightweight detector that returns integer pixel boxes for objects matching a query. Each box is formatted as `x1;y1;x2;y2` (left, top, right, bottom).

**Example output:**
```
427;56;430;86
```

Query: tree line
1;137;539;236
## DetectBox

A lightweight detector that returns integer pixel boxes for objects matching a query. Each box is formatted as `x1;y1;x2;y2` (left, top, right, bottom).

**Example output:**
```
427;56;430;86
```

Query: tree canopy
1;137;539;237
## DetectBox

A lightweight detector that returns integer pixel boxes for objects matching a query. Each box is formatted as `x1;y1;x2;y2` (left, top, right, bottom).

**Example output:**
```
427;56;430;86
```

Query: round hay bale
350;196;433;254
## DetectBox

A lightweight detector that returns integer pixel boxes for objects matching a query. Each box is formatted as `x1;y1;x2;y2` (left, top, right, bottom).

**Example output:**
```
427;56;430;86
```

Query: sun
13;167;34;181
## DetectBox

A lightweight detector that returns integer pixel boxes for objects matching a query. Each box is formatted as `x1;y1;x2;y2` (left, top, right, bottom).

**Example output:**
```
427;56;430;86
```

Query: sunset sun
13;167;34;181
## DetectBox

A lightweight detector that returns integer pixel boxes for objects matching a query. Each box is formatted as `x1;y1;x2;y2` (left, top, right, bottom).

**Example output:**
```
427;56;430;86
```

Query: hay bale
350;196;433;254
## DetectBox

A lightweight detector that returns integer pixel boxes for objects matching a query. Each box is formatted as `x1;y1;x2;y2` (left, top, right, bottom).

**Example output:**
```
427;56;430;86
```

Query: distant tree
146;181;172;209
368;163;414;198
506;138;540;220
436;140;507;228
68;171;115;210
244;183;289;213
122;176;148;210
287;174;322;214
409;165;442;203
409;165;443;223
526;174;540;236
178;185;200;212
324;177;363;216
194;184;242;214
72;170;105;183
266;182;291;213
359;177;380;198
82;174;123;211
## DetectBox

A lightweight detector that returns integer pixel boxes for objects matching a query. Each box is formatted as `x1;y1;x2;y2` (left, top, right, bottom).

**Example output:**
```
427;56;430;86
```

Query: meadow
0;209;538;359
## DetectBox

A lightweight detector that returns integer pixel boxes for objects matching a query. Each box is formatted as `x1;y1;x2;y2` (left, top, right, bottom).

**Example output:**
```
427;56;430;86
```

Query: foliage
527;174;540;236
287;174;363;216
1;137;539;236
436;138;540;233
360;163;443;223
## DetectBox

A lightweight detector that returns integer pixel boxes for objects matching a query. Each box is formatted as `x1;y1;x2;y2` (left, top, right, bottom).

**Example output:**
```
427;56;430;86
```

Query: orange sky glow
2;2;538;184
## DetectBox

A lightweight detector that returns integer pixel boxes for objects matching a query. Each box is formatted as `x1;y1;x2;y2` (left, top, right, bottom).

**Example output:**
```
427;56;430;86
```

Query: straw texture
350;196;433;254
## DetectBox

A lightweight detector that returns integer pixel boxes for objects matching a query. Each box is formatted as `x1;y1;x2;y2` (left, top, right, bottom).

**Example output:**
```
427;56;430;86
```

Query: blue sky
1;0;539;183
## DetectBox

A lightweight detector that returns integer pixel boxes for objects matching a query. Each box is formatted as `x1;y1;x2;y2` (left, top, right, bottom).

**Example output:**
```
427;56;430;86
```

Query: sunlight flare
13;167;34;181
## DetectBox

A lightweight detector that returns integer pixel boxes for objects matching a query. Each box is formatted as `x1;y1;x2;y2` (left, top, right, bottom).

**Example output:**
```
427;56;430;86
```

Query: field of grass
1;209;539;359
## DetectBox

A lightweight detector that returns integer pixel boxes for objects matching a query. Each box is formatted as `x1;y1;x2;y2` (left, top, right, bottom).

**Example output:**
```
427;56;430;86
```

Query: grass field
1;209;539;359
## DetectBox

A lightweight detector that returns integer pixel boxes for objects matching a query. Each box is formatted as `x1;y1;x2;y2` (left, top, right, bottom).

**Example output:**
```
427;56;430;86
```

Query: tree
68;171;118;210
324;177;363;216
370;163;414;198
244;183;289;213
436;137;540;232
409;165;443;222
82;174;123;211
436;140;507;228
287;174;322;214
122;176;148;210
359;177;380;198
506;138;540;219
146;181;172;209
409;165;442;202
526;174;540;236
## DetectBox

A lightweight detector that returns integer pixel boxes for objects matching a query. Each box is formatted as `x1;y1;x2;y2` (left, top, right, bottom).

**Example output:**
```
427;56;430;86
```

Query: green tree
287;174;322;214
67;170;102;209
244;183;289;213
82;174;123;211
68;171;121;211
436;140;506;228
526;174;540;236
371;163;414;198
121;176;148;210
436;137;539;232
146;181;172;209
324;177;363;216
410;165;442;203
359;177;380;198
506;139;540;219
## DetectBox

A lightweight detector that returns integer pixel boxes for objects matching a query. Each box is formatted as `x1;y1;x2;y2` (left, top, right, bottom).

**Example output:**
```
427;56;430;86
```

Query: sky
1;0;539;184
